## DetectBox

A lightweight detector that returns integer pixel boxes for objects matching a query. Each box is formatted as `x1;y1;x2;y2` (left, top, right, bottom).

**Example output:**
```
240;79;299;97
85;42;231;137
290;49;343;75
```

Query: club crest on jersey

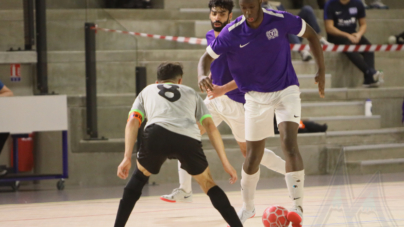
266;28;279;40
349;7;358;15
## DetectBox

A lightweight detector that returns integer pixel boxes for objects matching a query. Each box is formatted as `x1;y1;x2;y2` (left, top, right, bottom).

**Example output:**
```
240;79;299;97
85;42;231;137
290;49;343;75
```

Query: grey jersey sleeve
129;92;146;123
195;93;211;125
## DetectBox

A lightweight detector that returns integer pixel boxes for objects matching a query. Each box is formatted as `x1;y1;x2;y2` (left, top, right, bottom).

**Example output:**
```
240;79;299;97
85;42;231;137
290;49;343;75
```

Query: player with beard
161;0;286;204
198;0;326;226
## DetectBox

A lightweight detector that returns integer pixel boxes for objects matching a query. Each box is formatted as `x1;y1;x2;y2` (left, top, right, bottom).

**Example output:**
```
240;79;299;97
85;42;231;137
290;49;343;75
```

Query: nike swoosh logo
240;42;250;48
294;115;299;118
184;196;191;198
293;197;301;200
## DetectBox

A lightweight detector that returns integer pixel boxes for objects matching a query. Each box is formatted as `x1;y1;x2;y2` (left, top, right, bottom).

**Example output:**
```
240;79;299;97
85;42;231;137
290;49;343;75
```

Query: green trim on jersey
128;109;145;122
199;114;212;125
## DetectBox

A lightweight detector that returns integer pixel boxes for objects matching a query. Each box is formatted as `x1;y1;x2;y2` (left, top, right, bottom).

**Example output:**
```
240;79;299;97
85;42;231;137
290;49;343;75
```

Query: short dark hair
209;0;234;13
157;62;183;81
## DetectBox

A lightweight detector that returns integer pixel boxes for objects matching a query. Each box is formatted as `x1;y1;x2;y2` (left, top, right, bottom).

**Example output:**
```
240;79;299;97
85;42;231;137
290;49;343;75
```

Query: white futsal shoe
160;188;193;203
238;208;256;224
226;208;255;227
288;206;303;227
300;50;312;62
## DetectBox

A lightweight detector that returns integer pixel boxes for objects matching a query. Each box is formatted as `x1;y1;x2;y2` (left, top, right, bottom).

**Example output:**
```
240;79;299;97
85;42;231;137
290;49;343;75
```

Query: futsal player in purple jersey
161;0;286;204
198;0;325;226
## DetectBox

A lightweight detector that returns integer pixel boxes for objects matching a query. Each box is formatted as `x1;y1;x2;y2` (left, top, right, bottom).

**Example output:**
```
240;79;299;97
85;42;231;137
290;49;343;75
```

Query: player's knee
198;178;216;194
301;5;314;13
239;144;247;158
243;161;260;174
125;167;149;192
281;136;299;155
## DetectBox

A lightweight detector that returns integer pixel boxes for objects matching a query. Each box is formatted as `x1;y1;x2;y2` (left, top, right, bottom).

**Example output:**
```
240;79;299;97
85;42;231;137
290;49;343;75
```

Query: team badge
349;7;358;15
266;29;279;40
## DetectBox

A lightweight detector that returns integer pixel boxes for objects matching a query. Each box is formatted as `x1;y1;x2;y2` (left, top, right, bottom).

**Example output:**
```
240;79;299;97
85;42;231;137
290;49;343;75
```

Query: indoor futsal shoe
226;208;255;227
160;188;193;203
287;206;303;227
237;207;256;224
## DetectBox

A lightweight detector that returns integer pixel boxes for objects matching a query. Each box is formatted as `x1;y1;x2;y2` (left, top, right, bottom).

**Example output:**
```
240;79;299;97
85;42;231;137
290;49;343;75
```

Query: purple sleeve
402;98;404;124
206;30;215;45
284;12;306;37
206;27;233;59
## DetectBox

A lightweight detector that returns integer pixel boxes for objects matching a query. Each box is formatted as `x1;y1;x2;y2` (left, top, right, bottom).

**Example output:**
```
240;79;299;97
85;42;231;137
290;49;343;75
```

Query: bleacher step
306;115;381;131
302;101;364;117
343;143;404;162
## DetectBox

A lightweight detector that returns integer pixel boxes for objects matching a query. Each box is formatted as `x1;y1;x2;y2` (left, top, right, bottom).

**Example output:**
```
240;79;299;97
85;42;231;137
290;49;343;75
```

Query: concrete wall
0;64;36;96
0;0;105;9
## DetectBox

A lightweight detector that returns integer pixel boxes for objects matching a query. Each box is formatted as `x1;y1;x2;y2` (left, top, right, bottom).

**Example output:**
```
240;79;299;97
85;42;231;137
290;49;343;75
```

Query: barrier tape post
84;22;107;141
92;25;404;52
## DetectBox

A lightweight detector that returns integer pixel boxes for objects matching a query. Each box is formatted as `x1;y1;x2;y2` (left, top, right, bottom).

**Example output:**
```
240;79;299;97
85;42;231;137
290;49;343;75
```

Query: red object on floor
11;133;34;172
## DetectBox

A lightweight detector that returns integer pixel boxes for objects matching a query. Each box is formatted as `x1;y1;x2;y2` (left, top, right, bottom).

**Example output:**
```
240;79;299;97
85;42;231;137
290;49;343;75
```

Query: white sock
285;170;305;208
260;148;286;175
178;161;192;193
241;167;260;212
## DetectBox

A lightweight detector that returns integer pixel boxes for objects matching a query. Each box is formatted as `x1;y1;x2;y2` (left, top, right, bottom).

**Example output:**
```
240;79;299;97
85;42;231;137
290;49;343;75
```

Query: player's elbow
126;118;140;130
201;117;217;134
325;25;333;35
199;52;214;66
324;21;334;34
5;90;13;97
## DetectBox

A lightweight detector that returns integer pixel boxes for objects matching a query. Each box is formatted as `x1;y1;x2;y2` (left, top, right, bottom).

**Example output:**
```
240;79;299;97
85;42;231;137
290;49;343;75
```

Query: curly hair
157;62;183;81
208;0;234;13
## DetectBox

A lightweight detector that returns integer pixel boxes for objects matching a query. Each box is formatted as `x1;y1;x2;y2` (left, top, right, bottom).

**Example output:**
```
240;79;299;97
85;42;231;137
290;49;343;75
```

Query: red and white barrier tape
93;26;207;45
93;26;403;52
291;43;404;52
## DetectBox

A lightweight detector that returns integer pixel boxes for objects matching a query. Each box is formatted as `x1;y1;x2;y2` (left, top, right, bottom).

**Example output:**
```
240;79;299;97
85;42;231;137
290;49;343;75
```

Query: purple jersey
206;30;245;104
207;8;306;93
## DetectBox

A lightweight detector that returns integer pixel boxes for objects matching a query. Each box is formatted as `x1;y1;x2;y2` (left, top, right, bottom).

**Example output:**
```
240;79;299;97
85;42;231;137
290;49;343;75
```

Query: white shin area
178;160;192;193
240;167;261;212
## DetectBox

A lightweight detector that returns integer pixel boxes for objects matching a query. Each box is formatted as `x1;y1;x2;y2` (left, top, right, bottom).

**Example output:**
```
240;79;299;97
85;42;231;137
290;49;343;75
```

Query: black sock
114;168;149;227
207;186;242;227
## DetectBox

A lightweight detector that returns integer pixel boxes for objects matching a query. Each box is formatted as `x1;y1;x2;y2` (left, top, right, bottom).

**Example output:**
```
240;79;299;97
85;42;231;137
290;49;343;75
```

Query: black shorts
137;124;208;175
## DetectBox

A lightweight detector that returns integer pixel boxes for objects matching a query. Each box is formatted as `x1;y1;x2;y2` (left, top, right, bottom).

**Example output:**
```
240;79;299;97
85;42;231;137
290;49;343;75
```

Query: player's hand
347;34;359;44
223;163;238;184
207;85;226;100
198;75;213;92
315;70;325;98
352;33;362;43
117;157;131;180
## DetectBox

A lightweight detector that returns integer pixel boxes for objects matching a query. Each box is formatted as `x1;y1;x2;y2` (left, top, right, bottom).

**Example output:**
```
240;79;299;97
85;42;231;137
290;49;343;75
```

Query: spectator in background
291;0;326;9
0;79;13;176
324;0;384;88
361;0;388;9
263;1;331;61
106;0;151;8
402;98;404;125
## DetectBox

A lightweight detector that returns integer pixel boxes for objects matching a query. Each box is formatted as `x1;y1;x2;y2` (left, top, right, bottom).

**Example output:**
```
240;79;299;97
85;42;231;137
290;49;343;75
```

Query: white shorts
244;85;301;141
204;95;246;142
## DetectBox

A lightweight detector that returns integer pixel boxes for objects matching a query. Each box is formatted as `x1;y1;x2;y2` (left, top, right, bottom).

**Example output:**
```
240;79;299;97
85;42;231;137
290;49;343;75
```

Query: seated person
290;0;326;9
402;98;404;125
106;0;151;8
0;79;13;176
324;0;384;88
263;1;331;61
